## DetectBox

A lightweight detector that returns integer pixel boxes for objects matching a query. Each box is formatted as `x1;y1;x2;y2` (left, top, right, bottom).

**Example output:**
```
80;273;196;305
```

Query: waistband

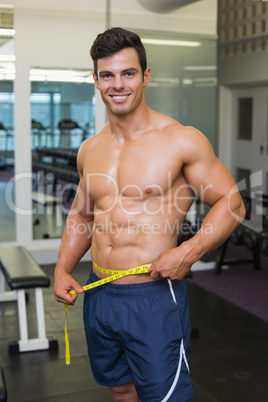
89;269;170;297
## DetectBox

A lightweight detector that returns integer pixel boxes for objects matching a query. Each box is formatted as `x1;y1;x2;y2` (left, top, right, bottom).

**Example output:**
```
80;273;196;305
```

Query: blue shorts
83;270;194;402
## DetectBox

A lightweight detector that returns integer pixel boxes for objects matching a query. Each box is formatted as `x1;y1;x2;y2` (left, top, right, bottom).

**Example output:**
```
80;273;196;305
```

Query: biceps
184;158;237;207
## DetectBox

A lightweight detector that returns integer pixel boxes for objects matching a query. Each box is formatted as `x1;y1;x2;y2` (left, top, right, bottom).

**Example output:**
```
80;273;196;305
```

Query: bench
0;246;58;354
0;367;7;402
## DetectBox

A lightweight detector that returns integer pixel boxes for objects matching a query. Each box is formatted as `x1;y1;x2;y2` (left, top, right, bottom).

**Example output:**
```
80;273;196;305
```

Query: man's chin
111;106;130;116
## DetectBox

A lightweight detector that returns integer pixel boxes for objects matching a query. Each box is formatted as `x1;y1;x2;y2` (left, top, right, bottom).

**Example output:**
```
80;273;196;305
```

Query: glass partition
0;19;16;242
143;35;217;150
31;69;96;240
142;34;217;222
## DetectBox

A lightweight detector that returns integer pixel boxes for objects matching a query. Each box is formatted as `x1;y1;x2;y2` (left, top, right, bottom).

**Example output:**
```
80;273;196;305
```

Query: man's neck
107;105;152;143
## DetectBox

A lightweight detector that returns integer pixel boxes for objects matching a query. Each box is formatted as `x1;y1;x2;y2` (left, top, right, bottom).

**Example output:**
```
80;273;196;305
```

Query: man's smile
109;94;131;102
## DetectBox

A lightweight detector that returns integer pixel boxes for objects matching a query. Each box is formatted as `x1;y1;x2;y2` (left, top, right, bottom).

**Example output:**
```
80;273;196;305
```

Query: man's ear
143;68;150;87
93;72;100;89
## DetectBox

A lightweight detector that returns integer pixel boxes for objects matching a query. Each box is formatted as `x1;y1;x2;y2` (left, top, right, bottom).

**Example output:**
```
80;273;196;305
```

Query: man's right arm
54;143;94;305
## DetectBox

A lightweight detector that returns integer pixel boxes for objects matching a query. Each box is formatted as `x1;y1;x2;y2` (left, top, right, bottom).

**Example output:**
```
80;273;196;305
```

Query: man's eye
100;73;112;79
125;72;134;77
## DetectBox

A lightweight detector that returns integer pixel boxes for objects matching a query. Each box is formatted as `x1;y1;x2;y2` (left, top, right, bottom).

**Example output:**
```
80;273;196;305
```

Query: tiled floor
1;261;268;402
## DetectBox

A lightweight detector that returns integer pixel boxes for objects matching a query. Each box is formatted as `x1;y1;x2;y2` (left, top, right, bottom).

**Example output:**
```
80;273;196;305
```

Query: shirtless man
54;27;245;402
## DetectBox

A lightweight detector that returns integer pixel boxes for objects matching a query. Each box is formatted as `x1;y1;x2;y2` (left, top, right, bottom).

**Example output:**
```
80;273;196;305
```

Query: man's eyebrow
99;67;139;75
122;68;139;73
98;70;112;76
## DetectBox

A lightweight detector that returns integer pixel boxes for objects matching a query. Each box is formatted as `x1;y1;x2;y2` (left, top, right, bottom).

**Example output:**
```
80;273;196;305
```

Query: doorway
231;86;268;195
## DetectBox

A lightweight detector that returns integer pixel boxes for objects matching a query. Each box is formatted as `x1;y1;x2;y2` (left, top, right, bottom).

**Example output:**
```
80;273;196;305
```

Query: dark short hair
90;27;147;77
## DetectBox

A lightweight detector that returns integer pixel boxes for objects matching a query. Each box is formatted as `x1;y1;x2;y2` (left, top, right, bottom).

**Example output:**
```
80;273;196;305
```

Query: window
30;73;96;240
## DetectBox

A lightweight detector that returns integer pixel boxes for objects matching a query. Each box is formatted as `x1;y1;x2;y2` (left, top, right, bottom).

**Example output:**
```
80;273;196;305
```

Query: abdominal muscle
90;208;184;284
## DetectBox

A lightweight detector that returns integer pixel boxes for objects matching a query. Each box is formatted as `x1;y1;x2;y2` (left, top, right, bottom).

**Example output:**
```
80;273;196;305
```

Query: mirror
31;68;96;240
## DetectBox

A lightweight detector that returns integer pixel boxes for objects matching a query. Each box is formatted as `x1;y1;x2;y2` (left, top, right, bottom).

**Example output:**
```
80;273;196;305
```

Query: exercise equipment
31;119;47;149
57;119;86;148
215;225;261;274
259;231;268;256
32;147;79;189
177;220;198;246
214;192;268;274
242;228;259;251
0;246;58;354
229;225;244;245
0;367;7;402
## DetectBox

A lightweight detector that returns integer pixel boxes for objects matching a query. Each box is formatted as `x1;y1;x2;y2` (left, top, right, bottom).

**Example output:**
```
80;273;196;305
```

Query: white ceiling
1;0;217;22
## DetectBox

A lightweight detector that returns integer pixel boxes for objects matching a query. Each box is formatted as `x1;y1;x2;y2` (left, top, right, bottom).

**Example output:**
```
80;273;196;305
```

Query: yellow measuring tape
64;262;152;365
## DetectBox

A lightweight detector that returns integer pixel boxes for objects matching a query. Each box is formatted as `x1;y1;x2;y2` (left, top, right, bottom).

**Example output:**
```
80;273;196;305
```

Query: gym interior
0;0;267;401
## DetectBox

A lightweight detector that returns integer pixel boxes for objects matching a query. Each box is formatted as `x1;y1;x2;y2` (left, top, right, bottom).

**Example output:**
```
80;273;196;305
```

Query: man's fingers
149;262;162;279
55;282;83;305
55;289;77;304
150;262;181;280
150;271;160;280
75;285;85;294
66;279;84;295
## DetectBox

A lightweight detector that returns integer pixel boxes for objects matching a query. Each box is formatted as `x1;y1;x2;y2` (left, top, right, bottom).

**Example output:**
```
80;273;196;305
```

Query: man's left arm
150;127;246;280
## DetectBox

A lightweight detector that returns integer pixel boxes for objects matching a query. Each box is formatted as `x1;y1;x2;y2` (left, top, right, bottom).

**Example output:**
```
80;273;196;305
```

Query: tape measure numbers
64;262;152;365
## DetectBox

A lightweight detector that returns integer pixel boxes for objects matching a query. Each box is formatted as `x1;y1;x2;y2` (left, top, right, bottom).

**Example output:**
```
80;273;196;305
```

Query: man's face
93;47;150;116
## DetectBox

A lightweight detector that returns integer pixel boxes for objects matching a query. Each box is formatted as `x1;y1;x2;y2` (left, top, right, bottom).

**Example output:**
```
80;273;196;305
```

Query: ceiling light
182;78;194;85
29;68;94;83
0;63;15;80
183;66;217;71
194;77;217;83
0;67;15;74
154;77;180;84
30;76;91;83
30;68;91;77
0;55;15;62
195;82;217;87
148;82;160;87
3;73;15;80
142;38;201;47
0;28;15;36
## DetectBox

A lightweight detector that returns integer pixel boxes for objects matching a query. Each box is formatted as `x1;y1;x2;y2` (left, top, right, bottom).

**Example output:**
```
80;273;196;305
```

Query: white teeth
112;95;127;100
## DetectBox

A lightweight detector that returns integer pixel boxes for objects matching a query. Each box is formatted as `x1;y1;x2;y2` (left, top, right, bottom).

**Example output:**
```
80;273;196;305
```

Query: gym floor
0;261;267;402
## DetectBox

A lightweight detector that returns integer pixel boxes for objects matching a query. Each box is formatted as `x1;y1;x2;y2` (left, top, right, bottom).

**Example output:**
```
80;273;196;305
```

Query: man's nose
113;75;124;90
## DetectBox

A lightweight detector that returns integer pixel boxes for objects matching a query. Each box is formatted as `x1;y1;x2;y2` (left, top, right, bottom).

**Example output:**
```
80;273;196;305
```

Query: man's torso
81;118;194;282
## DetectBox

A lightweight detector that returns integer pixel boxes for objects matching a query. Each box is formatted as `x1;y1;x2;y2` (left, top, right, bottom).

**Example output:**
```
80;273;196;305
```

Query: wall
217;0;268;168
218;0;268;87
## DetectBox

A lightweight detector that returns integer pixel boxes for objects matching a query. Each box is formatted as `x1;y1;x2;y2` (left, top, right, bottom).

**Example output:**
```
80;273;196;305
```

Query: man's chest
82;139;184;201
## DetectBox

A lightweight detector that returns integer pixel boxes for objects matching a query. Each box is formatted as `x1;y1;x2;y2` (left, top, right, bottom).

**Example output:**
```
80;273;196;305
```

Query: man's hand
54;272;84;306
149;246;193;281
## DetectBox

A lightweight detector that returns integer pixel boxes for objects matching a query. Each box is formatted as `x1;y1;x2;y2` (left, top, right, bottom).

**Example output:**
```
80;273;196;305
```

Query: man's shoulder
158;115;204;142
159;119;214;163
76;129;108;171
78;128;108;154
164;120;208;143
152;111;194;135
149;111;206;149
150;112;180;136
